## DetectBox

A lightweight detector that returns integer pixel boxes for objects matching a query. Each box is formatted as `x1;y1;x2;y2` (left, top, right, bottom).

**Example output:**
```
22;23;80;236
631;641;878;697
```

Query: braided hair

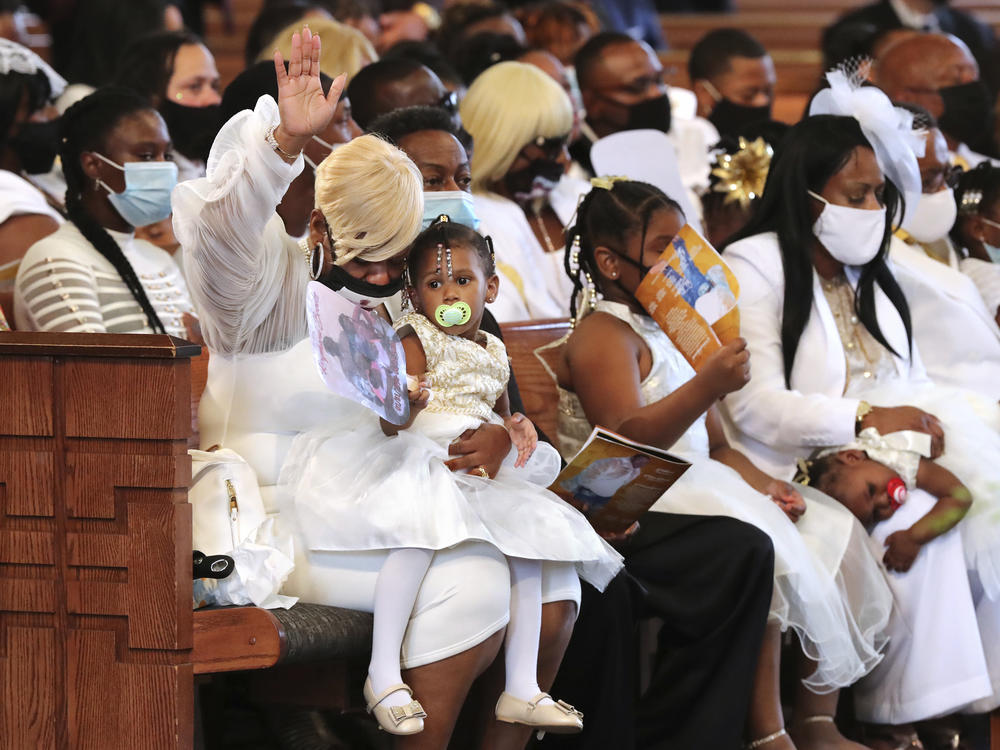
563;180;683;323
60;86;167;334
405;218;496;289
951;162;1000;252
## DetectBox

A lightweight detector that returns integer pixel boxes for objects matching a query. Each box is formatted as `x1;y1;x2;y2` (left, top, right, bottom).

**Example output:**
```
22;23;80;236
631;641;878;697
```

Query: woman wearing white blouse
173;29;572;749
15;86;193;336
721;101;998;737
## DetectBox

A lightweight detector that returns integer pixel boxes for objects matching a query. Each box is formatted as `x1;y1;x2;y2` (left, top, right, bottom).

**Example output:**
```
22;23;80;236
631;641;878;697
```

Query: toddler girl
799;428;971;572
282;219;622;737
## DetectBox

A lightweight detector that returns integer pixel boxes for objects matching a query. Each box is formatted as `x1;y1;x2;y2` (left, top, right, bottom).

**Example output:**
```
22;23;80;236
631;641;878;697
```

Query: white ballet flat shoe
363;677;427;735
494;692;583;735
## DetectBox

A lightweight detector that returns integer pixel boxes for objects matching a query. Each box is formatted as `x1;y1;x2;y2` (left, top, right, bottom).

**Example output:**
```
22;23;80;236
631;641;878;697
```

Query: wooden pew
0;332;374;749
501;318;571;448
0;332;198;749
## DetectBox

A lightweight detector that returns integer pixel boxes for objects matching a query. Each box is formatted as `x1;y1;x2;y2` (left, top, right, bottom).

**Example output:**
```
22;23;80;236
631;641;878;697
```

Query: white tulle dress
280;311;624;592
556;301;892;692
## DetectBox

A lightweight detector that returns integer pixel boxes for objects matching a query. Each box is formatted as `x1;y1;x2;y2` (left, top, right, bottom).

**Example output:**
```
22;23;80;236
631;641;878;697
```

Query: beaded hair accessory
435;243;453;279
710;137;773;209
959;187;985;215
567;234;600;327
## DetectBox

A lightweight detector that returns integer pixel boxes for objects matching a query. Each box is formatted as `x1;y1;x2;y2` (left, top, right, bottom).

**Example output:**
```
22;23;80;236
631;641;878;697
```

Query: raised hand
272;27;347;152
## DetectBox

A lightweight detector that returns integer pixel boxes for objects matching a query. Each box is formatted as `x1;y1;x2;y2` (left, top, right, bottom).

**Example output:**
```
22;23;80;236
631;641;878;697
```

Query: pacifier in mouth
887;477;907;511
435;301;472;327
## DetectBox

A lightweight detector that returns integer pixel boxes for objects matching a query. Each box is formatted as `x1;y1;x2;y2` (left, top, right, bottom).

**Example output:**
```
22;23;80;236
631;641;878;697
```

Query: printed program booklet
550;427;691;534
634;224;741;370
305;281;410;425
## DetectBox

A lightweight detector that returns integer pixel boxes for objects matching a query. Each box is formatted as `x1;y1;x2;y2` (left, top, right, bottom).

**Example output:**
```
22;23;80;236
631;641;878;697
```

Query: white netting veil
0;38;66;100
809;63;925;220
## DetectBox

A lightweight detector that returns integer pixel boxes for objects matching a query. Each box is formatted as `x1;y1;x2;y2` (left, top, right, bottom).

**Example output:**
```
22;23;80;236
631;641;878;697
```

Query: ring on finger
472;466;490;479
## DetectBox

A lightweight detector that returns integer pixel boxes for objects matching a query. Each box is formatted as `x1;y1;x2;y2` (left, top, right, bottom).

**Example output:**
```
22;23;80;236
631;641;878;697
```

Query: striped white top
14;221;194;337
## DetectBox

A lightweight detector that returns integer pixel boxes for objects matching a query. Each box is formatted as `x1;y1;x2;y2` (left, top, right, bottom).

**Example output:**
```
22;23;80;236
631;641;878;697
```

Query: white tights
367;549;549;709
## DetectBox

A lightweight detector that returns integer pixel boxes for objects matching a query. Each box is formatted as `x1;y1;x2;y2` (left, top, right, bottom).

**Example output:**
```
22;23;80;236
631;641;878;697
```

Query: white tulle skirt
278;410;624;591
650;456;891;692
858;381;1000;600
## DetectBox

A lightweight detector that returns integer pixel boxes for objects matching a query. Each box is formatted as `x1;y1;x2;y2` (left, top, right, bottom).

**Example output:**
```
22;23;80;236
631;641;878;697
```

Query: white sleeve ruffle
171;95;310;355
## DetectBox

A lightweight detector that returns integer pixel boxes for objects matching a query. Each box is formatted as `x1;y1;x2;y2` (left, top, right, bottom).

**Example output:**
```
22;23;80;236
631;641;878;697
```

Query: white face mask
809;190;887;266
902;187;957;243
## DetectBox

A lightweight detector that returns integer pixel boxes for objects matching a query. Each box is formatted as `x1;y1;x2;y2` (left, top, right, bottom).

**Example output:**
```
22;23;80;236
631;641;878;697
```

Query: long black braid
60;86;167;334
563;180;684;322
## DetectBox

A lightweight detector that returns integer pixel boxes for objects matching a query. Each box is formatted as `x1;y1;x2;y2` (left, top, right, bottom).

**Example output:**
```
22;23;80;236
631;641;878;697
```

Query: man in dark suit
823;0;999;95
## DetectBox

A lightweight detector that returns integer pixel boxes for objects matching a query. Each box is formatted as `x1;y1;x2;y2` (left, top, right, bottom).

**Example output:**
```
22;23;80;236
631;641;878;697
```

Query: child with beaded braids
551;178;893;750
281;219;621;738
14;86;194;335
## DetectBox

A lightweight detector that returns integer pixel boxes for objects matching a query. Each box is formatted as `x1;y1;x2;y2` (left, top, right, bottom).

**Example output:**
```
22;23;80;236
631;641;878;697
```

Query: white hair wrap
0;39;66;99
809;67;925;220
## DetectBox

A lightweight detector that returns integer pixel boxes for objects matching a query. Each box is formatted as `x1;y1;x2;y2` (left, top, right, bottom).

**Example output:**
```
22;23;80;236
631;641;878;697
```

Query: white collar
888;0;939;31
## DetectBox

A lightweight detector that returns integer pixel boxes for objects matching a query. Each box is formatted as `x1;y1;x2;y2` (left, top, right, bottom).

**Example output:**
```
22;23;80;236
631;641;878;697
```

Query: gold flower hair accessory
590;175;630;191
792;458;813;486
710;137;773;210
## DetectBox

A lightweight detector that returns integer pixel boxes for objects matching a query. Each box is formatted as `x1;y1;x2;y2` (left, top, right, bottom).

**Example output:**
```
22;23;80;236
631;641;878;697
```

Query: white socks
504;558;553;706
369;547;433;709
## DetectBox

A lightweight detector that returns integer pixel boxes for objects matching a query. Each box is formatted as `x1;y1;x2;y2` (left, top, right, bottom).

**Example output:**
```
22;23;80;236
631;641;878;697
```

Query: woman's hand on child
860;405;944;458
273;26;347;148
504;413;537;468
700;338;751;400
765;480;806;523
883;529;921;572
446;423;511;477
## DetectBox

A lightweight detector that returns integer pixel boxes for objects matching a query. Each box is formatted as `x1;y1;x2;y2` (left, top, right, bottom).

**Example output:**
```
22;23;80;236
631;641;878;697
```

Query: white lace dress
556;300;892;692
280;311;624;591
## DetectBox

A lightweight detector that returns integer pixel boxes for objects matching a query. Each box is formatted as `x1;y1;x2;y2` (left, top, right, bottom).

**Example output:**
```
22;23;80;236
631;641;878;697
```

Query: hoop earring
309;243;325;280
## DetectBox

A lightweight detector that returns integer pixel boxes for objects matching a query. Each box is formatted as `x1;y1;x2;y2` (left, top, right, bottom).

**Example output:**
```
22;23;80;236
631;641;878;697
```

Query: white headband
0;38;66;100
809;65;925;220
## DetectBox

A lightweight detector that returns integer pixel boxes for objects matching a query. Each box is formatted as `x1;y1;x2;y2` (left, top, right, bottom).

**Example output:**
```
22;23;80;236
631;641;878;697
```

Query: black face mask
505;158;565;203
708;98;772;138
319;258;404;307
159;100;221;163
623;93;672;134
938;80;994;149
9;119;60;175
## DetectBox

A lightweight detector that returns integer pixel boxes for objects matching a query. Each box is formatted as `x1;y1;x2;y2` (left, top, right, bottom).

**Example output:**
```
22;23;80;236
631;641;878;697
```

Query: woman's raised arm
171;28;345;354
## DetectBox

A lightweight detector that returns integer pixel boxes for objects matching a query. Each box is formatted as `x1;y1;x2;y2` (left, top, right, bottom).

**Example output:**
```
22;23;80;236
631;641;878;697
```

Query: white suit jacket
719;232;929;479
890;235;1000;400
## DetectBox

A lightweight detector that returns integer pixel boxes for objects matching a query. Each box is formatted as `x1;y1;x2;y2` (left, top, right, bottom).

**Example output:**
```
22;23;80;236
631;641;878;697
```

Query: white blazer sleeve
723;236;860;451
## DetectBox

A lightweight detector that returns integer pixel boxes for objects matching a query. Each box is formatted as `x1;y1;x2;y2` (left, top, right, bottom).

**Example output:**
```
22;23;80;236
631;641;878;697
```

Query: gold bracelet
265;124;301;160
855;399;872;434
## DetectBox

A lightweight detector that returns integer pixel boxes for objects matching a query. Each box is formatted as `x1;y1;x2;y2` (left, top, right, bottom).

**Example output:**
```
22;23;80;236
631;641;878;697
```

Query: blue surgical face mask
94;152;178;227
421;190;480;231
980;216;1000;263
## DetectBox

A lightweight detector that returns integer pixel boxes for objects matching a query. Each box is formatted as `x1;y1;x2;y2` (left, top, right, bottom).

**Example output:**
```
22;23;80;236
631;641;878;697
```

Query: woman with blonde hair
460;60;589;321
174;28;574;748
260;16;377;80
